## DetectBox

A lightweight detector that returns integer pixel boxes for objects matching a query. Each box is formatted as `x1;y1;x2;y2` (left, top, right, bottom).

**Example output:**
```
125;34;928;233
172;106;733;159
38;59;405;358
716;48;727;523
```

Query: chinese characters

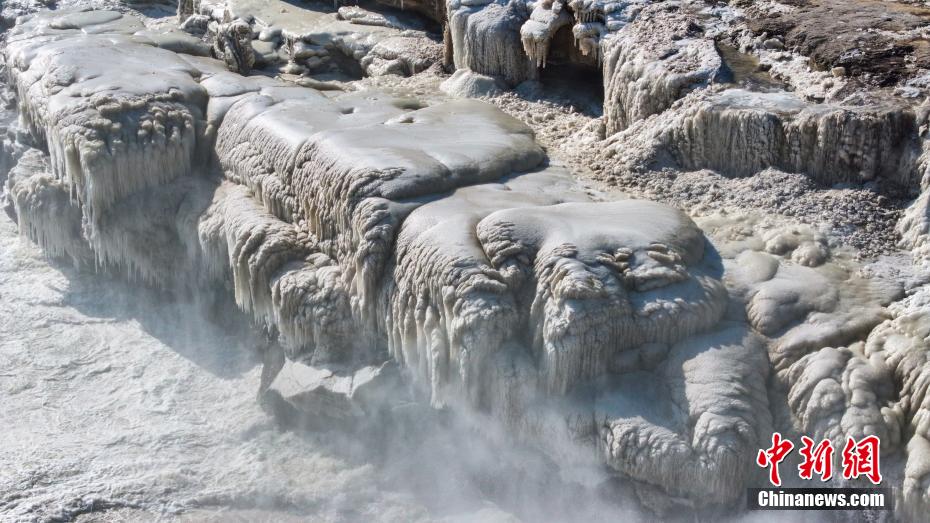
756;433;882;486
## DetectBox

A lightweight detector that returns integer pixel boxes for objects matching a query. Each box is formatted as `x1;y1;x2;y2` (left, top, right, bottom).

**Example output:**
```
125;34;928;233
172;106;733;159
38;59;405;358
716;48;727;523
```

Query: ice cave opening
538;25;603;112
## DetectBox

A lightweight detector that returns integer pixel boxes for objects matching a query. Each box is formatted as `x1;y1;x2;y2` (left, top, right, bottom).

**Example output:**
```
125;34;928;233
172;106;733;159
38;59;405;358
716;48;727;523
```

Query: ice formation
0;0;734;468
4;0;930;518
3;148;91;264
608;88;924;187
598;325;772;505
520;0;572;68
0;5;760;508
439;67;505;98
865;288;930;514
448;0;534;86
211;19;255;74
600;3;721;133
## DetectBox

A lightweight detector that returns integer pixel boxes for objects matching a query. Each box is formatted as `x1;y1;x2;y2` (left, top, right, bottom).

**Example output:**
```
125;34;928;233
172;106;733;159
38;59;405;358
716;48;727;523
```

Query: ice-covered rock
384;167;728;401
359;35;443;77
214;0;443;79
211;19;255;74
7;5;930;515
785;343;900;450
440;67;505;98
601;2;721;133
609;88;923;188
133;28;212;57
337;6;403;29
901;193;930;263
2;148;90;264
519;0;572;68
900;161;930;263
4;10;207;230
598;325;772;505
448;0;534;86
703;211;912;469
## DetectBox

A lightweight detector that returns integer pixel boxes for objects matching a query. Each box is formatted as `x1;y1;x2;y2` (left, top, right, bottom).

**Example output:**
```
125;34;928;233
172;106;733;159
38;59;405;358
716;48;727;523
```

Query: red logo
798;436;834;481
757;434;882;486
841;436;882;485
757;432;794;487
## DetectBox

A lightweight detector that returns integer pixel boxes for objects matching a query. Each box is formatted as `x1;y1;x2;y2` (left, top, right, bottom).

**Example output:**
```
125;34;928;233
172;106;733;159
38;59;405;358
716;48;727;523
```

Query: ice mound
214;86;545;315
440;67;505;98
865;288;930;515
598;325;772;505
5;10;208;229
478;200;727;393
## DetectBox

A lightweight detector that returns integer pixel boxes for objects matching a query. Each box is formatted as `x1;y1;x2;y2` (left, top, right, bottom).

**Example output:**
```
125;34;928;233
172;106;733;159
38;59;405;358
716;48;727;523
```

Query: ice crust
601;3;721;134
449;1;535;86
4;4;930;515
211;0;444;79
442;0;930;201
608;88;924;188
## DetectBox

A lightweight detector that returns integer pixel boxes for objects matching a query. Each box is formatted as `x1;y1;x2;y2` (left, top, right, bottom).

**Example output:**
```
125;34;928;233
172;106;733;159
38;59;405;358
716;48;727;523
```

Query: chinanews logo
747;433;892;511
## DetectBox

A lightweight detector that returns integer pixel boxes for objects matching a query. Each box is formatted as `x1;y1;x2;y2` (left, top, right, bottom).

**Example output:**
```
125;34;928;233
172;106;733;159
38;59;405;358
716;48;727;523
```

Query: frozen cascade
3;148;91;264
608;88;925;189
448;0;536;86
4;14;206;229
2;6;732;426
5;4;930;515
